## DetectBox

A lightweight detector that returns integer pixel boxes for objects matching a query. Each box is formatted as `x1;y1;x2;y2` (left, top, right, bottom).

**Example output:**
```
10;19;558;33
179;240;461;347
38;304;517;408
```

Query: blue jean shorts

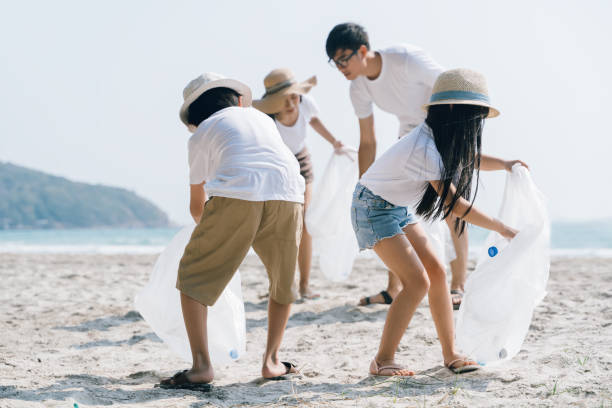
351;183;417;251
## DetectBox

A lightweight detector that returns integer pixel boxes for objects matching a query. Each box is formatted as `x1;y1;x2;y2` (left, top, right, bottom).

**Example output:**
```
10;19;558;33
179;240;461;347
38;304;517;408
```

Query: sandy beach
0;252;610;407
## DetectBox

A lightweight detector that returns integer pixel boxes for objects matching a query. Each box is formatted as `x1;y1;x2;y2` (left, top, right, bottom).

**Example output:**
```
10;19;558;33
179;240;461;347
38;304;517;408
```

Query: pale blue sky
1;1;610;225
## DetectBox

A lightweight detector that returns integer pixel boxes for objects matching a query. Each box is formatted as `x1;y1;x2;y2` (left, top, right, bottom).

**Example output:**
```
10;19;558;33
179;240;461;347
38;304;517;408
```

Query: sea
1;221;611;258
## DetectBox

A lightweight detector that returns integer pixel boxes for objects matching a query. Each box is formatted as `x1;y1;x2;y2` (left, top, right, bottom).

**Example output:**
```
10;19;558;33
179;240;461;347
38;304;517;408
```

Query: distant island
0;162;170;229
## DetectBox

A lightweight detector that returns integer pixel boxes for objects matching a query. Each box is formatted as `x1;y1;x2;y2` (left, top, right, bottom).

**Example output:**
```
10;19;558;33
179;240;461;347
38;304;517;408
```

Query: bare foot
358;289;399;306
262;359;297;379
369;358;414;376
299;287;320;300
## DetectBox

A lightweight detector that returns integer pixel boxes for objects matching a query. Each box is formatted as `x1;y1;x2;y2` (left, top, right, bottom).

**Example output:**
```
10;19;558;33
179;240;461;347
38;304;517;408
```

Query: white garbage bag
456;165;550;366
134;224;247;366
305;147;360;282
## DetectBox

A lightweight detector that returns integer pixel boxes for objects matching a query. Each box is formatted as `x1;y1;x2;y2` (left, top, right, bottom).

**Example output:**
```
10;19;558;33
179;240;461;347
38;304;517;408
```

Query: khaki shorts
177;196;303;306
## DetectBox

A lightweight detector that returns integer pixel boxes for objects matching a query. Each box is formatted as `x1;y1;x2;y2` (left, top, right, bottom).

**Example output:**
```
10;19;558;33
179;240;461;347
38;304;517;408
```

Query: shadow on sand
0;369;496;407
54;311;143;332
246;302;388;332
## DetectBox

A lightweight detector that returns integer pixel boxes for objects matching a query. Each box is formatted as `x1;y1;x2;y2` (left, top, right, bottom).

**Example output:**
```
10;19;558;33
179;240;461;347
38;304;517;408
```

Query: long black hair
415;104;489;235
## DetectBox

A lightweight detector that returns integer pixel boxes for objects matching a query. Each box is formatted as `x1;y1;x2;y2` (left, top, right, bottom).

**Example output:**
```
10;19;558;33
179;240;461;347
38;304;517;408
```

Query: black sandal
450;289;464;311
265;361;299;381
156;370;212;391
363;290;394;305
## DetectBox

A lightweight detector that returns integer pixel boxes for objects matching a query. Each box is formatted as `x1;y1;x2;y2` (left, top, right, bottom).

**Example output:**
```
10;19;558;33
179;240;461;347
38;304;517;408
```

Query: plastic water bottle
229;349;238;359
488;237;510;258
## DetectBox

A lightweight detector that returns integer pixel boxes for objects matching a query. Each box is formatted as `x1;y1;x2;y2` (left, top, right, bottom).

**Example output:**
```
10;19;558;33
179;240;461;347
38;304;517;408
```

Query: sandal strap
280;361;297;374
168;370;190;385
446;358;464;369
380;290;393;304
446;358;476;369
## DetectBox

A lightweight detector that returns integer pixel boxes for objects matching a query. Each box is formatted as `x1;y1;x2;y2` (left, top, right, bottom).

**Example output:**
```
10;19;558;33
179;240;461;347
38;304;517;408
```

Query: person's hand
498;223;518;239
504;159;529;172
333;139;344;154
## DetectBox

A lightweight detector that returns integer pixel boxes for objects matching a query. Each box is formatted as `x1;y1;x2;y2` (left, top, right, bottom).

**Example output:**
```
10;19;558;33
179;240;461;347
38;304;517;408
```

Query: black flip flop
156;370;212;391
265;361;298;381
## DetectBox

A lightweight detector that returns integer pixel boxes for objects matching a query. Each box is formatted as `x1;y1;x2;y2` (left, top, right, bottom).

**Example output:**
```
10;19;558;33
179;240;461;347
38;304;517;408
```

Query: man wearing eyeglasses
324;22;454;307
325;23;527;310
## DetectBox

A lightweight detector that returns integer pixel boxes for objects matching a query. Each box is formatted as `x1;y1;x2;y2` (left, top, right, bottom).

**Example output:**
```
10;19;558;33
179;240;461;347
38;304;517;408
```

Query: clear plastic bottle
487;236;510;258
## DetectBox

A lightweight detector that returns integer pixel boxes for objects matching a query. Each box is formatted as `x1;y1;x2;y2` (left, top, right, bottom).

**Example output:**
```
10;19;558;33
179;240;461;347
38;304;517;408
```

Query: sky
1;1;610;225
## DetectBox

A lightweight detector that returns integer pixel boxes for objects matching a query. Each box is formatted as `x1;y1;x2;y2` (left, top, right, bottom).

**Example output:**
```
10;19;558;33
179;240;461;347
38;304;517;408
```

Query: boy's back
188;106;305;203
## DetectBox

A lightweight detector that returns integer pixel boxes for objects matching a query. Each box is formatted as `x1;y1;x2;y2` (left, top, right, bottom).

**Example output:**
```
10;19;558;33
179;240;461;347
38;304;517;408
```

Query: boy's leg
371;233;429;373
262;298;294;378
446;214;468;308
172;197;263;383
298;182;318;299
402;223;477;370
252;200;302;378
179;293;214;382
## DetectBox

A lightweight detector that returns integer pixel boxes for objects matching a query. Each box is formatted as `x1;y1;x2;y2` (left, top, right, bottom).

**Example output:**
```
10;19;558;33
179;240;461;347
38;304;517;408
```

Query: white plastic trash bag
305;147;360;282
456;165;550;366
134;224;247;366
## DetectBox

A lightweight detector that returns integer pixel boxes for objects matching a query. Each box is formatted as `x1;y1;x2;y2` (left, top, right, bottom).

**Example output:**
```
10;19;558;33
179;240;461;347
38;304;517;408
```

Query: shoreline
2;247;612;258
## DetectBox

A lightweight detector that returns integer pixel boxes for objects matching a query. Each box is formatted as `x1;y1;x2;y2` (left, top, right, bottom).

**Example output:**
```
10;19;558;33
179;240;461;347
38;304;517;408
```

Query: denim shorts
351;183;417;251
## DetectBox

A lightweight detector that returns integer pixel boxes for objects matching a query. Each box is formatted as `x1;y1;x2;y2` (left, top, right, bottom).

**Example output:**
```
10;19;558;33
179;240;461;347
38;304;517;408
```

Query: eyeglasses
328;49;358;68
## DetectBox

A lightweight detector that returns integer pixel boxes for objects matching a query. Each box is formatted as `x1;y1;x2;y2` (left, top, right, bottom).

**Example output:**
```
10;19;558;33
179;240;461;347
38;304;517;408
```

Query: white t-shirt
360;123;442;207
274;94;320;154
188;106;305;203
350;44;444;137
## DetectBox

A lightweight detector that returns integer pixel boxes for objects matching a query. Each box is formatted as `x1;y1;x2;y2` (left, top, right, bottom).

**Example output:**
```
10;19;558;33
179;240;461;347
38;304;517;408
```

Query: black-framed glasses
328;49;358;68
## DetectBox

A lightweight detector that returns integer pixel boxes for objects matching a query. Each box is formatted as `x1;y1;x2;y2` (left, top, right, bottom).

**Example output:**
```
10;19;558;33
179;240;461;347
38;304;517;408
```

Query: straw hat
423;68;500;118
252;69;317;114
179;72;252;125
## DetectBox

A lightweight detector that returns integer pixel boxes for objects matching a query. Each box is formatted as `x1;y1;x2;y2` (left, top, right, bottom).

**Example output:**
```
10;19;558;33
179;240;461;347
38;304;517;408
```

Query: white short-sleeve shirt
360;123;442;207
350;44;444;137
188;106;305;203
274;94;320;155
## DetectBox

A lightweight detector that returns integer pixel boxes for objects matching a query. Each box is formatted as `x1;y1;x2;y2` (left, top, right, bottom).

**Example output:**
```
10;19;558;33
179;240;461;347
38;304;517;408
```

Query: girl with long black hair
351;68;519;376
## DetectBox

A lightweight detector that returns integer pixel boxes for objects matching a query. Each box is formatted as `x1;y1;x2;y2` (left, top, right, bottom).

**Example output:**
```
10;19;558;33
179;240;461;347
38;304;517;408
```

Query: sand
0;253;611;407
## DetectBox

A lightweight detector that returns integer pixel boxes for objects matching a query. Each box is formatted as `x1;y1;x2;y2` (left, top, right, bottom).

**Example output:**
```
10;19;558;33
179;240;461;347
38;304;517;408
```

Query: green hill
0;162;170;229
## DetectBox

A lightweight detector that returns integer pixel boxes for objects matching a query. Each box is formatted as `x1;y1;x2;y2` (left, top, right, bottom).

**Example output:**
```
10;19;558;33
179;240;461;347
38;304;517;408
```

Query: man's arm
429;180;517;239
189;181;206;224
480;154;529;172
358;115;376;177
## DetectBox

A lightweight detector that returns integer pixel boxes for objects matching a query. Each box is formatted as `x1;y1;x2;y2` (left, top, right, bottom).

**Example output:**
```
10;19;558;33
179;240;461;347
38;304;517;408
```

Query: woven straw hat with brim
179;72;252;126
252;68;317;114
423;68;500;118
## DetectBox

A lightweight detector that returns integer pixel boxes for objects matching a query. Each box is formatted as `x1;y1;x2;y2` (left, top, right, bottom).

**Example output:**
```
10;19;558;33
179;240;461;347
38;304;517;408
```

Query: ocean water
0;227;181;254
0;221;611;257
